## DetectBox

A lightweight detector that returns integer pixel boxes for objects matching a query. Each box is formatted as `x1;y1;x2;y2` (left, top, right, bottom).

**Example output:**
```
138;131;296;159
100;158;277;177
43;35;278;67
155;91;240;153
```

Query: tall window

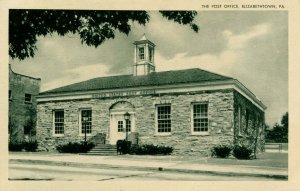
54;110;64;135
25;93;32;103
192;103;209;132
126;120;131;132
157;105;171;133
149;47;153;62
81;109;92;134
238;105;242;135
24;125;30;135
245;109;249;134
117;121;123;132
138;47;145;60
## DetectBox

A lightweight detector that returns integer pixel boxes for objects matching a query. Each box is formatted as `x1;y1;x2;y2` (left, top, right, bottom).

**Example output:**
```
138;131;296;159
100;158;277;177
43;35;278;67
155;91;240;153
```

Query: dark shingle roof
40;68;233;95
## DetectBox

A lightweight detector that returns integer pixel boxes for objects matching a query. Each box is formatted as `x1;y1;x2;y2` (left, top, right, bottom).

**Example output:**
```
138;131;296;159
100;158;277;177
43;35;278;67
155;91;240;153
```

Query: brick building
36;36;266;155
9;65;41;142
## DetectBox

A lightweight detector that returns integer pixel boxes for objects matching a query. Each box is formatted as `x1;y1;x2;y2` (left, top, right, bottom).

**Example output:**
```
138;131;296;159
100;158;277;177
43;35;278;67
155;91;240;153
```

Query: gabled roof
40;68;233;95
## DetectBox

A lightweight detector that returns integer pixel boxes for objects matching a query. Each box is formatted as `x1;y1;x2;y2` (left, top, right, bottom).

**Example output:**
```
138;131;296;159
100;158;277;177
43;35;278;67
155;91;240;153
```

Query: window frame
245;108;250;135
117;120;124;132
53;110;64;137
125;119;131;132
237;105;242;136
138;47;145;60
191;102;209;135
79;109;92;136
148;47;153;62
155;104;172;135
24;93;32;103
24;125;31;135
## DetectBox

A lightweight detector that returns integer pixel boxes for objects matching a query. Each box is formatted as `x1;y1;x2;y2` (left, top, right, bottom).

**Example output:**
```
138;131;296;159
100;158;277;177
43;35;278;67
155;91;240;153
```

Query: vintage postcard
0;0;299;190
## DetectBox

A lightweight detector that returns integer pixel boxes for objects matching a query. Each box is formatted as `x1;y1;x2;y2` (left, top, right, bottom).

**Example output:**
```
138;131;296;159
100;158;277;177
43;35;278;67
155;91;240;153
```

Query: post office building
36;36;266;155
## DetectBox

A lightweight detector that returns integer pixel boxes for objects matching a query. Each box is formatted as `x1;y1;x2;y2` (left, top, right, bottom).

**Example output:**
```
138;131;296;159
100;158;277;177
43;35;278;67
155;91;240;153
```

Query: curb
10;159;288;180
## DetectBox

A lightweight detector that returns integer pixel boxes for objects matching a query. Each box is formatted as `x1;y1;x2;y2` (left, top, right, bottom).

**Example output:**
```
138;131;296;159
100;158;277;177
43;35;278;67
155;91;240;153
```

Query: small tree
266;112;288;143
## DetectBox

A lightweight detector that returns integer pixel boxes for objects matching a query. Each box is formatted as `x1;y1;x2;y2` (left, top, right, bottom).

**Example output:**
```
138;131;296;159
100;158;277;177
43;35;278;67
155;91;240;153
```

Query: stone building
36;36;266;155
9;64;41;142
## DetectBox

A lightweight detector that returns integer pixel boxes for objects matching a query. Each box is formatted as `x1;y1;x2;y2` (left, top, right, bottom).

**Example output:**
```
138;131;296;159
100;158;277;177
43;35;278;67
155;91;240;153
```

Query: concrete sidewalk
9;152;288;180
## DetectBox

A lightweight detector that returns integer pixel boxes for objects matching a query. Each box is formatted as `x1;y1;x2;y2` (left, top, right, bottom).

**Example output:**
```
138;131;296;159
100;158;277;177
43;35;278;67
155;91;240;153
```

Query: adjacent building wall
36;89;235;155
9;65;41;142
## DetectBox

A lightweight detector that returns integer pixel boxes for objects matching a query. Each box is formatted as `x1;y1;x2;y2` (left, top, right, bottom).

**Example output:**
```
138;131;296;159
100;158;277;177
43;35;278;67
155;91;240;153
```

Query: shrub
117;140;131;154
24;141;38;152
9;141;39;152
128;144;173;155
9;141;24;151
211;145;232;158
56;142;95;153
233;145;253;160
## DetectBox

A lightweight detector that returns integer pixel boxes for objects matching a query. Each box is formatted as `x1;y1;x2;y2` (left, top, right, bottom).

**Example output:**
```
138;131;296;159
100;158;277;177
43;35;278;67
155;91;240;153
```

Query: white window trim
191;103;210;135
155;104;172;135
138;47;145;60
78;108;93;136
117;120;124;132
53;110;64;137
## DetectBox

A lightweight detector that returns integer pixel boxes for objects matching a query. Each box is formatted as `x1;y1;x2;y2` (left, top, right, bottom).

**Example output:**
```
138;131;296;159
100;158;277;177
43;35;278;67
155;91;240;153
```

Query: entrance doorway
109;101;136;144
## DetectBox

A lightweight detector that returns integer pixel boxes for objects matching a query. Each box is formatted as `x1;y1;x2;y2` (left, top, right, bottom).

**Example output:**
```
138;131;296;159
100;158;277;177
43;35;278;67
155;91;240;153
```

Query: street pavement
8;152;288;181
9;163;279;181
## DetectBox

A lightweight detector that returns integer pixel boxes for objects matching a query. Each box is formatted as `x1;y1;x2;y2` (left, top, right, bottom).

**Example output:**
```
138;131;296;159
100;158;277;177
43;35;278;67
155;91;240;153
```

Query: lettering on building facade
92;89;156;98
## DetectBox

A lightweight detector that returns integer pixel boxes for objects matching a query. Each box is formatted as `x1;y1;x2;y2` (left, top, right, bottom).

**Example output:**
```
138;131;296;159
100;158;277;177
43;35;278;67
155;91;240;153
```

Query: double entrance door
109;112;135;144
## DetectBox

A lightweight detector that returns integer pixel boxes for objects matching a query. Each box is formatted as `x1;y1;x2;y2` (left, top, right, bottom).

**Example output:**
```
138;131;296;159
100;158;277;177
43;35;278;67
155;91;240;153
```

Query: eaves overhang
37;79;267;111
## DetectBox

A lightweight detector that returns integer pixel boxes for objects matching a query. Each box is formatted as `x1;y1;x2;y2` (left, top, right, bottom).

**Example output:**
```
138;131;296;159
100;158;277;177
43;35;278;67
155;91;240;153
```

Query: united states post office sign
92;89;156;98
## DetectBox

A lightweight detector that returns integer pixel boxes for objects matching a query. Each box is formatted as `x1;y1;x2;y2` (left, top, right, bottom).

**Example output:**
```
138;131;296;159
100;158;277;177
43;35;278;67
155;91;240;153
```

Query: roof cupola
133;34;155;76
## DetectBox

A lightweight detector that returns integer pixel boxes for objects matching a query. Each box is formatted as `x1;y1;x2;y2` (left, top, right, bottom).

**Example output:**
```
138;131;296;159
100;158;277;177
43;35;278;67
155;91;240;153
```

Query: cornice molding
37;79;266;111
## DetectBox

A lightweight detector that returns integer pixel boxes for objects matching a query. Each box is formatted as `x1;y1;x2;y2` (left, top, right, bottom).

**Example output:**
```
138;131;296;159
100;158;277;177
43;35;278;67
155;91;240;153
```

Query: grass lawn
206;152;288;168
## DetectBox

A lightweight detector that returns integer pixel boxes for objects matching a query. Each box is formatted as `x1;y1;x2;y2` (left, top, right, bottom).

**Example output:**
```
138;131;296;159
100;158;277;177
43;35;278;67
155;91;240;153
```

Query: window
149;47;153;62
25;93;32;103
157;105;171;133
118;121;123;132
245;109;249;134
24;125;30;135
238;105;242;135
126;120;131;132
54;110;64;135
138;47;145;60
9;90;12;100
81;109;92;134
192;103;209;133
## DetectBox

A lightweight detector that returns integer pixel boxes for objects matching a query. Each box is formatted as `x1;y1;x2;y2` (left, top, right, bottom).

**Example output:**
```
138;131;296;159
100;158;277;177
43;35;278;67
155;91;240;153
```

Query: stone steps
85;144;117;156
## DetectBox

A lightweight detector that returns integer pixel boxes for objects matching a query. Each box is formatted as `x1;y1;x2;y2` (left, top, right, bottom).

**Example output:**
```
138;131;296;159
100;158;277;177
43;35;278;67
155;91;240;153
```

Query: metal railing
265;143;283;152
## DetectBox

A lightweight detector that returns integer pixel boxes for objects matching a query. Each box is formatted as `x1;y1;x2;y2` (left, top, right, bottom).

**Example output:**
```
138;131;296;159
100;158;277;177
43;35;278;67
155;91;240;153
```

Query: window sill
24;101;32;104
53;134;64;137
191;132;210;136
155;133;172;136
79;134;92;137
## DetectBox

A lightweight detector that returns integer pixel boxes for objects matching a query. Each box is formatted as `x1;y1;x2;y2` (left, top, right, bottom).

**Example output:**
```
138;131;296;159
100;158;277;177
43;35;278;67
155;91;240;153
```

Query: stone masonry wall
37;89;235;155
9;65;41;142
233;90;265;153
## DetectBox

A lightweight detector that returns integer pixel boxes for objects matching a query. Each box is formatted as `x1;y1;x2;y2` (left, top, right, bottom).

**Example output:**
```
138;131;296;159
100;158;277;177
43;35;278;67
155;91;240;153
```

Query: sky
9;11;288;127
